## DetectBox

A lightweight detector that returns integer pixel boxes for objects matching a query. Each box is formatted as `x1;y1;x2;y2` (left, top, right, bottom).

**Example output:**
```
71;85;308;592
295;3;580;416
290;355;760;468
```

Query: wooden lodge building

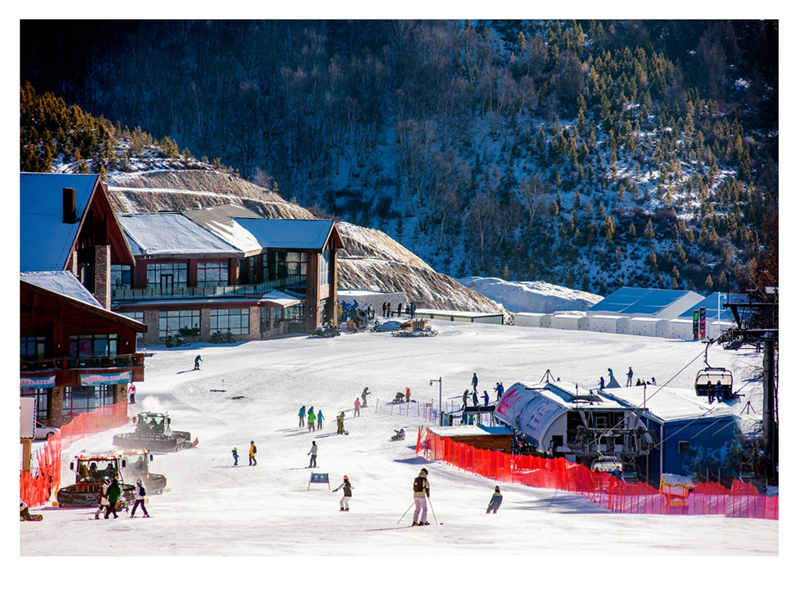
112;204;344;345
20;174;147;427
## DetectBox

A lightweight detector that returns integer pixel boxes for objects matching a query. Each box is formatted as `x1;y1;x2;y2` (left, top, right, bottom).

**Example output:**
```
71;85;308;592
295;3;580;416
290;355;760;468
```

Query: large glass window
320;250;331;286
159;310;201;337
210;309;249;335
263;251;307;282
69;334;118;358
111;265;132;289
284;303;306;323
119;312;145;345
197;261;229;287
22;388;50;421
146;263;187;295
21;336;46;359
63;385;113;418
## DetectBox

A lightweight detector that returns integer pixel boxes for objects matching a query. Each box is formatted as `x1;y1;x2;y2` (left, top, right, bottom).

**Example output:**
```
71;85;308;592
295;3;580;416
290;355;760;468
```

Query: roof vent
63;187;77;224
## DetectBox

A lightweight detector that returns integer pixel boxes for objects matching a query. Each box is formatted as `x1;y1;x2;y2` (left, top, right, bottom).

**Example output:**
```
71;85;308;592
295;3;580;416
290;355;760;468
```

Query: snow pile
458;276;604;314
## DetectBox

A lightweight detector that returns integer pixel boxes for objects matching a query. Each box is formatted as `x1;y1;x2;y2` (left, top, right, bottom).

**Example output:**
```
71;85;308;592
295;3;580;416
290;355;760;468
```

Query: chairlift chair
694;340;736;401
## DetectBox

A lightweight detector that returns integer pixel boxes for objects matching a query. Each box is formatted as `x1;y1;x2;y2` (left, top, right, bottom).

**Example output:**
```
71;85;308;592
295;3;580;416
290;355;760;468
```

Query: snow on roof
599;385;756;425
427;425;514;437
182;205;263;254
21;271;103;309
20;173;100;271
233;218;334;250
414;308;503;318
261;290;302;307
119;213;242;256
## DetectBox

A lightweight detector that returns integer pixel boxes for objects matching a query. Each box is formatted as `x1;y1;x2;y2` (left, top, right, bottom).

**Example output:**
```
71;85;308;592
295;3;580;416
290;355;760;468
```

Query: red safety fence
417;427;778;520
20;402;133;507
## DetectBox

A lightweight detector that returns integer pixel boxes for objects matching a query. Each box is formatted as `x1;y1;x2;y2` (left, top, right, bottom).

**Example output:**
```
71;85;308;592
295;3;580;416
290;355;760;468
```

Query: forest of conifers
20;20;778;296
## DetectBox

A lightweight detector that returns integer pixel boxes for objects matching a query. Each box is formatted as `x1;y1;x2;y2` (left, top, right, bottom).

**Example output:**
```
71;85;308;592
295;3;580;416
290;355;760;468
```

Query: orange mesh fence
419;428;777;520
20;402;134;507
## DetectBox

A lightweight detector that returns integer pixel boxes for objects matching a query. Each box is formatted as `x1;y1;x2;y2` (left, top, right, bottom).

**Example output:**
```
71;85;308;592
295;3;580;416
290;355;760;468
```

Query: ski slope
18;320;781;593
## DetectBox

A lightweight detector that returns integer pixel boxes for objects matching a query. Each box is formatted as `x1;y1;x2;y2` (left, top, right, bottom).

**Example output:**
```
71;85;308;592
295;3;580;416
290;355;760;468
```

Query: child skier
232;447;239;466
332;475;353;511
194;355;202;370
486;486;503;514
308;407;316;431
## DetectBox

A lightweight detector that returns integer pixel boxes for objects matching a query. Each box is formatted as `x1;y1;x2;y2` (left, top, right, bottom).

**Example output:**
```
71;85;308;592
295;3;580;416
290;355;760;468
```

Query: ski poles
428;498;439;526
398;502;415;524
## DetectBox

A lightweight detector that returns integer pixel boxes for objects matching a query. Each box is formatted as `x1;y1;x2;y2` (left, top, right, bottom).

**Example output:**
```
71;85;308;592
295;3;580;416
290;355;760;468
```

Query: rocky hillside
106;169;508;317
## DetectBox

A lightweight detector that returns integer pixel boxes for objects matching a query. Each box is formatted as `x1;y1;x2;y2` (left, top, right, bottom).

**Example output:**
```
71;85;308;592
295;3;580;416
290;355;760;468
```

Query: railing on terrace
111;275;306;301
20;353;145;373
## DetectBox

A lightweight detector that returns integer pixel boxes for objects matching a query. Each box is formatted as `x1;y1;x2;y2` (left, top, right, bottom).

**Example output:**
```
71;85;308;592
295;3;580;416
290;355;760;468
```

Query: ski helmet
343;475;348;480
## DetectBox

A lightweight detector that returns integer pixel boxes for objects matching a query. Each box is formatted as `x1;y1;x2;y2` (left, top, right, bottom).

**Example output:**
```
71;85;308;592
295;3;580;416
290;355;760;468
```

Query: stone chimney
94;245;111;309
62;188;77;224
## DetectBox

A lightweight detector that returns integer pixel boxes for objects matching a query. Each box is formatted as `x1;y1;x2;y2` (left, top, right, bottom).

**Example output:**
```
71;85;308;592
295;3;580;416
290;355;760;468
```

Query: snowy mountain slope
106;169;507;316
458;276;604;314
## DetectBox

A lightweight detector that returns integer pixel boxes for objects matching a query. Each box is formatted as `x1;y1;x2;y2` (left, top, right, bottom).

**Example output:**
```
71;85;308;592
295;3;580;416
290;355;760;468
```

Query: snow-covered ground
17;319;785;593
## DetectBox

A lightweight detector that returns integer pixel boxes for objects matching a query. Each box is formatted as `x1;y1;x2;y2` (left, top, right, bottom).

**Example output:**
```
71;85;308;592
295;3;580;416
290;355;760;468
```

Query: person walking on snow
354;397;361;417
104;478;122;519
361;387;370;408
232;447;239;466
298;405;306;428
317;409;324;430
249;441;257;466
495;382;505;401
412;468;430;526
472;390;479;406
308;441;318;468
472;372;478;392
307;407;316;431
333;475;353;511
482;390;490;405
129;479;150;518
626;367;634;387
194;355;202;370
486;486;503;514
94;478;111;519
129;383;136;404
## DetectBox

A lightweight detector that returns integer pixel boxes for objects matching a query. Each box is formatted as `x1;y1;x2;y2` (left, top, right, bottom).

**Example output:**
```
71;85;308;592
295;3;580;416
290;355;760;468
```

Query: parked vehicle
34;421;58;440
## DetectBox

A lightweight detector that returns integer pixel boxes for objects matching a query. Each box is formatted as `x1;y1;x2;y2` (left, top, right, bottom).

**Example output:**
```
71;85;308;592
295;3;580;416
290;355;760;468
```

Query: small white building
514;312;549;327
590;315;630;334
412;308;504;324
629;317;664;337
550;312;590;331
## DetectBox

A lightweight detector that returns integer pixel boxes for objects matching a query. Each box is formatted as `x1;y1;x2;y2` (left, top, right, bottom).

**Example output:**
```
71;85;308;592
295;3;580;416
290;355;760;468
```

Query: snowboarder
129;479;150;518
354;397;361;417
194;355;202;370
308;407;316;431
232;447;239;466
94;478;110;519
298;405;306;428
392;428;406;441
472;372;478;392
626;367;633;387
486;486;503;514
317;409;324;430
361;387;370;408
249;440;257;466
333;475;353;511
104;478;122;519
412;468;430;526
308;441;318;468
482;390;490;405
336;412;346;435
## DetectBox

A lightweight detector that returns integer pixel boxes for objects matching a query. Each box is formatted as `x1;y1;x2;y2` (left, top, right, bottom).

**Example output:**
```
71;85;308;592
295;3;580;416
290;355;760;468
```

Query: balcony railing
111;275;307;301
20;353;145;373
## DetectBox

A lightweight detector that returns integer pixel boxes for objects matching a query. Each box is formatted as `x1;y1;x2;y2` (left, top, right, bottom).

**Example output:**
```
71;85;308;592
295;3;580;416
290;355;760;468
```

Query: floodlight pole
430;377;442;426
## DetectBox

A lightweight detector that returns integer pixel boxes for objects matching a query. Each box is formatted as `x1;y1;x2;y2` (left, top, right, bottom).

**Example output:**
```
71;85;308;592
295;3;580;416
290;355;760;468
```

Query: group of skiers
94;477;150;519
298;406;325;431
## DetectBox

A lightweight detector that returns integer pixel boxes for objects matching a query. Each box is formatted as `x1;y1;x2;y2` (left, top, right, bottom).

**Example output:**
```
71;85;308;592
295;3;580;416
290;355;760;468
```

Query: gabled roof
21;271;146;331
182;205;263;254
588;287;703;318
21;271;103;309
679;292;750;322
119;213;243;258
233;218;340;251
20;173;99;271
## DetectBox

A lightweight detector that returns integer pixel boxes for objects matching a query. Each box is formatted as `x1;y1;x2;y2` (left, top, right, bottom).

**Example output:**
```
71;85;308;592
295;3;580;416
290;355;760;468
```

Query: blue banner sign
20;375;56;389
80;371;132;385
